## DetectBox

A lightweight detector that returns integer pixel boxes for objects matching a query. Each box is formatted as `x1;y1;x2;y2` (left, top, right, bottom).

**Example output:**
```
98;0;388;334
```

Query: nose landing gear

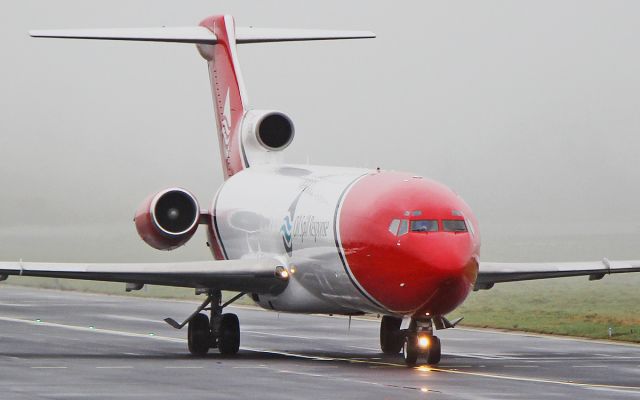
380;316;442;366
165;290;244;356
401;319;441;366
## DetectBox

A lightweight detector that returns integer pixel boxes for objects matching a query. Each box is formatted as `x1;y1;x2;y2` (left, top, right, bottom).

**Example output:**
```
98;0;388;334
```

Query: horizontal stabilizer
29;27;218;44
29;27;375;44
235;27;375;43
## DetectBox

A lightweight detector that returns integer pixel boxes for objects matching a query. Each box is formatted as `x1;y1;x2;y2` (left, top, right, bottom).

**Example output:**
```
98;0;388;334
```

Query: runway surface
0;286;639;399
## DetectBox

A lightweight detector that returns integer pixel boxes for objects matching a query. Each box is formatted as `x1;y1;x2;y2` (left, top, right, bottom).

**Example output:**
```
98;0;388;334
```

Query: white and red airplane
2;14;639;366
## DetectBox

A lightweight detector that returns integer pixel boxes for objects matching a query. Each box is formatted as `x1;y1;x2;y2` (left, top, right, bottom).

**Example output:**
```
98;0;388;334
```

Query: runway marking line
101;314;165;324
452;326;640;349
4;285;639;349
275;368;440;394
277;370;324;378
1;315;639;394
243;329;346;341
346;345;379;351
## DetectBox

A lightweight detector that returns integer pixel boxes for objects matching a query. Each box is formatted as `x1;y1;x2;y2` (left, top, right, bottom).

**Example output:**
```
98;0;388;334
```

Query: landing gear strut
165;290;243;356
402;318;441;366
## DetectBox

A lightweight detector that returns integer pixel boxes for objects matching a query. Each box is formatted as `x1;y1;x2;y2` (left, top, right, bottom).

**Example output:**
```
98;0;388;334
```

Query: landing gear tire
169;290;246;357
380;316;403;354
218;313;240;355
426;336;441;365
402;335;418;367
188;313;211;356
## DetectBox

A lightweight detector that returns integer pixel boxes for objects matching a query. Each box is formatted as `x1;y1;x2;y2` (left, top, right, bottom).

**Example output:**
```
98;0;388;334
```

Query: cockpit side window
465;218;476;236
410;220;438;232
398;219;409;236
443;219;467;232
388;219;400;235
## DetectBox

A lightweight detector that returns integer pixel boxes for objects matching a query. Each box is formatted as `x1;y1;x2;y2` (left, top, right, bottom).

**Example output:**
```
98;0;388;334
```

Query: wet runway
0;286;639;399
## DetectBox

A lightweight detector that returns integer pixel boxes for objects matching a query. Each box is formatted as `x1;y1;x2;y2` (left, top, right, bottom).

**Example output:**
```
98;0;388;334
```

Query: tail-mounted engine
241;110;295;165
134;188;200;250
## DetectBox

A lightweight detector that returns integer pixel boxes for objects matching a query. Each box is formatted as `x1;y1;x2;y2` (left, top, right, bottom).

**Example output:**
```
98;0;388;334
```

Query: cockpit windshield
390;218;468;236
443;219;467;232
410;220;438;232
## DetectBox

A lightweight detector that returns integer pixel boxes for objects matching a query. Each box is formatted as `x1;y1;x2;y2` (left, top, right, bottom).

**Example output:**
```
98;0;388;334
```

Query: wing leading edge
0;258;289;295
476;259;640;290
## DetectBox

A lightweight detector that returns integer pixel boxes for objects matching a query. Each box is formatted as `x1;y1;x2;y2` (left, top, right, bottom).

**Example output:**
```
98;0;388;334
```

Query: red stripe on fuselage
338;171;480;317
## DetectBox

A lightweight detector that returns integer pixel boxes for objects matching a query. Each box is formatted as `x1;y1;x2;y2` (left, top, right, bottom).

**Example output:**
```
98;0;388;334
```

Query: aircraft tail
30;15;375;179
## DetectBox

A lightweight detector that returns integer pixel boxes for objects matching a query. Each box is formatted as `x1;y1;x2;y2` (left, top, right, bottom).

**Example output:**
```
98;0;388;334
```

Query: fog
1;1;639;263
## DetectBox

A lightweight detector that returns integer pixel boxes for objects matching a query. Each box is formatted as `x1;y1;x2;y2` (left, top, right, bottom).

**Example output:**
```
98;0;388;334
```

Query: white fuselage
210;164;386;315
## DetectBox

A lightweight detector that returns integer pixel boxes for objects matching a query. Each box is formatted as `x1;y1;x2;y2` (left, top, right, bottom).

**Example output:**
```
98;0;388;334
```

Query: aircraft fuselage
209;164;481;318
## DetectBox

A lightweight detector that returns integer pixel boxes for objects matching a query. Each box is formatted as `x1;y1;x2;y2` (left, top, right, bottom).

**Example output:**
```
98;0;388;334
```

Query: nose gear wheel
399;317;442;367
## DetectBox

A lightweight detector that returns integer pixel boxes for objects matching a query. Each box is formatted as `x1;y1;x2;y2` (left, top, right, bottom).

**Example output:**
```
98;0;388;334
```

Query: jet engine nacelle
134;188;200;250
242;110;295;153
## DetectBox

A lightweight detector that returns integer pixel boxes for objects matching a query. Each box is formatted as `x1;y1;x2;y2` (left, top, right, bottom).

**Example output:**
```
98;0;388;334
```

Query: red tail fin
197;15;248;179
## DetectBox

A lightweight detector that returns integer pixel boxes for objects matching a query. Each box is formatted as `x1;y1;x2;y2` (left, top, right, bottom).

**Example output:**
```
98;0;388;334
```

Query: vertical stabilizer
197;15;248;179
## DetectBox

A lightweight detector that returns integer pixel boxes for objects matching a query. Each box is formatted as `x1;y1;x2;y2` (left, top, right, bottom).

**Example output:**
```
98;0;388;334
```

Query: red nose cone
339;172;480;316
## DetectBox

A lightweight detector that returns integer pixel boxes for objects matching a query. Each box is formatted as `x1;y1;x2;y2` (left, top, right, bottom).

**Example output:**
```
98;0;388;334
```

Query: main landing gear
380;316;403;354
165;289;244;356
379;316;441;367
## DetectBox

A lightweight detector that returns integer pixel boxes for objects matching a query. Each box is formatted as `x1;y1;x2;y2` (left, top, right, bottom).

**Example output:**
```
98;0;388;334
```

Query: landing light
275;266;290;280
418;335;430;349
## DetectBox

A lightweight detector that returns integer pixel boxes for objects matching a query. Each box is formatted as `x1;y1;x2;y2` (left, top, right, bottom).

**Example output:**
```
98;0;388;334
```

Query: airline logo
281;190;304;256
280;188;331;257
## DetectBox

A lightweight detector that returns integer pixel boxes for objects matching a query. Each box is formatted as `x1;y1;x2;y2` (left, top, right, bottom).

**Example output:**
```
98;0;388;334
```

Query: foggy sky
1;0;640;263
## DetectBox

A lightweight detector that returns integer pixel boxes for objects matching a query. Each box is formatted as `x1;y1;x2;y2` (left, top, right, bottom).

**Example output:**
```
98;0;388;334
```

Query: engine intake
134;188;200;250
255;112;295;151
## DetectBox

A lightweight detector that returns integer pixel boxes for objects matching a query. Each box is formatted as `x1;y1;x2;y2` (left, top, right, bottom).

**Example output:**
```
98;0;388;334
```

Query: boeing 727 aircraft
1;14;639;366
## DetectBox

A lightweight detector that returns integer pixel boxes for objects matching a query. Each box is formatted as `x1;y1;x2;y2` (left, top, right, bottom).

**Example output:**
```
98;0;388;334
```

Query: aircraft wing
0;258;289;295
476;259;640;290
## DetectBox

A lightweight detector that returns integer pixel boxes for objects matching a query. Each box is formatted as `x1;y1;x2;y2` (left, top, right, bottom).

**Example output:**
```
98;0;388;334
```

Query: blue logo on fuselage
281;190;305;256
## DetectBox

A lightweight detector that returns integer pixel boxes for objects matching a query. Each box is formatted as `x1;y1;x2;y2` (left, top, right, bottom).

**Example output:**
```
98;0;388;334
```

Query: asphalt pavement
1;286;639;399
